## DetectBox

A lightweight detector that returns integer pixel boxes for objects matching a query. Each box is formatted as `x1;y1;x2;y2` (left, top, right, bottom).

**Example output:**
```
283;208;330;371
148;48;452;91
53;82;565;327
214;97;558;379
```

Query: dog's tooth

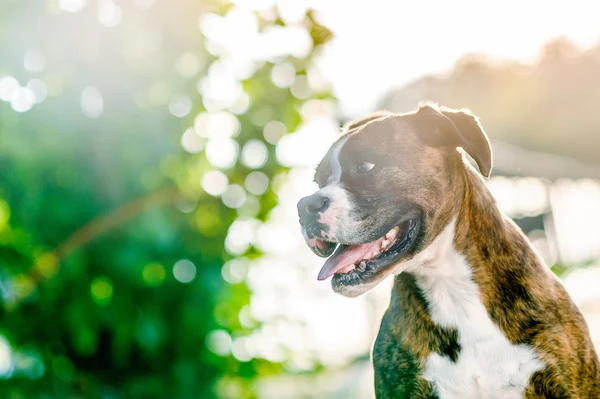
382;239;390;248
338;264;355;274
357;261;366;271
386;227;400;239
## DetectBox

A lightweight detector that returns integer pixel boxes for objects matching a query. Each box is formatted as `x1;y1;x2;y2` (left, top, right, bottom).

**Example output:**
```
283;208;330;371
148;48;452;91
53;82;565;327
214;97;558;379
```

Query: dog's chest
413;250;545;398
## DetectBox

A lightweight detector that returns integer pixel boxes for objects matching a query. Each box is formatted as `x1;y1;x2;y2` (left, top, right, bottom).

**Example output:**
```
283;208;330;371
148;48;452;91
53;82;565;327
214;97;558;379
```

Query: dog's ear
440;107;492;178
412;104;493;178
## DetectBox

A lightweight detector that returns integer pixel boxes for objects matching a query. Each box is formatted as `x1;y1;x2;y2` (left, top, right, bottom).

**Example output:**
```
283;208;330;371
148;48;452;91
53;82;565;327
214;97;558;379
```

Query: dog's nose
298;194;330;220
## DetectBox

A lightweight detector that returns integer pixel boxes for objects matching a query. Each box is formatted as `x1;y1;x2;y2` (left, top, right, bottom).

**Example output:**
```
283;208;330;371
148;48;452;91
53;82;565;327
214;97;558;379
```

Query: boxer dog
297;104;600;398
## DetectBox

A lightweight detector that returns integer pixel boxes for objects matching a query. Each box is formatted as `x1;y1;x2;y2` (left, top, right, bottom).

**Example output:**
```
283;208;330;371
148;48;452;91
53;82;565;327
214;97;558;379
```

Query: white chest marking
407;217;545;399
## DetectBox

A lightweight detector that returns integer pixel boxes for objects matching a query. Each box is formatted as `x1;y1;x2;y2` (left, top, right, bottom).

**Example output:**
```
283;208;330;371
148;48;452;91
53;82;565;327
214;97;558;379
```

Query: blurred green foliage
0;1;332;398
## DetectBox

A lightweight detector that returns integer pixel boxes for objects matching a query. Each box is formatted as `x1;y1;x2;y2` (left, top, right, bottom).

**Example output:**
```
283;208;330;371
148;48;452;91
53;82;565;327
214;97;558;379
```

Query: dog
297;104;600;398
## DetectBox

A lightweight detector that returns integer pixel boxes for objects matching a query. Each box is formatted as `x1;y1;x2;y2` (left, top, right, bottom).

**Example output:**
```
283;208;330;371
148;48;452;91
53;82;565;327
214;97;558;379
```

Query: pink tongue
317;237;384;280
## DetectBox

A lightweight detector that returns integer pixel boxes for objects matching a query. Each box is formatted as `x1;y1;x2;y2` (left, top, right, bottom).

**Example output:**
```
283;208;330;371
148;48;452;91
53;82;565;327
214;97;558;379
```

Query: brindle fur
341;105;600;398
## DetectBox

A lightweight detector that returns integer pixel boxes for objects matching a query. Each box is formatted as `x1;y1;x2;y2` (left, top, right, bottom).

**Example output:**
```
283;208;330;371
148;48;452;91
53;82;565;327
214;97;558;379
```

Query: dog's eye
356;161;375;174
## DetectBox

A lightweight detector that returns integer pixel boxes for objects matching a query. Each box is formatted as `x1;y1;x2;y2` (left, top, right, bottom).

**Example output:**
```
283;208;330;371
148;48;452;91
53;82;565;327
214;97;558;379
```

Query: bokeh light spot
135;319;163;350
142;263;165;286
231;336;253;362
196;60;245;111
201;170;229;196
205;138;239;169
174;196;197;214
23;50;46;73
206;111;240;138
0;199;10;229
237;194;260;219
13;349;45;380
221;258;248;284
34;253;59;278
173;259;196;284
181;128;205;154
147;81;170;106
90;276;113;305
275;117;339;167
244;171;269;195
291;74;311;99
261;25;312;59
168;95;193;118
193;112;209;136
262;120;287;144
13;274;35;300
205;329;232;356
175;52;202;78
59;0;87;13
222;184;247;209
225;219;259;254
194;111;241;138
0;336;13;378
228;92;250;115
26;79;48;104
80;86;104;118
238;305;257;329
98;0;123;28
270;62;296;88
11;87;36;113
0;76;19;102
198;12;223;41
241;139;268;169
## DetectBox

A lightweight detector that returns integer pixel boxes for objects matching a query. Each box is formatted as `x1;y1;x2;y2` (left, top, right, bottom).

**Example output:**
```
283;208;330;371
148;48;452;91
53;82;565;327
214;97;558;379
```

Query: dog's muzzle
297;194;337;257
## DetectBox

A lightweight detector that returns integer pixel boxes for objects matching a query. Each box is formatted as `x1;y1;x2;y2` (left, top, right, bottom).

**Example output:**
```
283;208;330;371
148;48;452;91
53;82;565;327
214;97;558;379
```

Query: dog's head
297;104;492;297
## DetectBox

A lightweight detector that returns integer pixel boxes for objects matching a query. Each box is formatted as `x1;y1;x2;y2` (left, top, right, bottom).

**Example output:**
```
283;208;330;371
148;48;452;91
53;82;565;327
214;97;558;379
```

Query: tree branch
26;186;181;289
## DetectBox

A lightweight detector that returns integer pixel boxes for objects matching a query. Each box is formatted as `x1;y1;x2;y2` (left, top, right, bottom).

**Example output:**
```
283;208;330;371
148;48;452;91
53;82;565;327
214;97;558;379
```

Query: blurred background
1;0;600;398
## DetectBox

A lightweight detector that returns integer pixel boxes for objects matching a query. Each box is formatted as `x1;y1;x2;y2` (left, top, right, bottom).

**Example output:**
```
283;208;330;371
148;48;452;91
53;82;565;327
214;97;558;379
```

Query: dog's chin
332;274;387;298
305;211;422;297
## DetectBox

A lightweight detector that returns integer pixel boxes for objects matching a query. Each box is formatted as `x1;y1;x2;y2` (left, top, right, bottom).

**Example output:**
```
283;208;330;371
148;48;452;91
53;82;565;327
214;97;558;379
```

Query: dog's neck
385;161;550;398
430;156;506;248
417;157;516;272
391;158;551;345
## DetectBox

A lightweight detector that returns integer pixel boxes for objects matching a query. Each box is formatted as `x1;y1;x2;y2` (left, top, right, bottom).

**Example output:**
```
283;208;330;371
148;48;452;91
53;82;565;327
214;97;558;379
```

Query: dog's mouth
306;212;421;288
